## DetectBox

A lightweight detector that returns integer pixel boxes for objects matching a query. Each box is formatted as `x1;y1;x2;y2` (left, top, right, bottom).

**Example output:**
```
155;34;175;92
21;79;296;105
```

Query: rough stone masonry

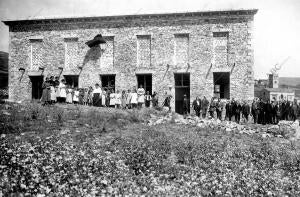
3;9;257;112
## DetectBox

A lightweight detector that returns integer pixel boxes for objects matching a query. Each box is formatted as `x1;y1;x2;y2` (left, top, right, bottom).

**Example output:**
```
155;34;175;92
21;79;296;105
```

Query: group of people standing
40;76;300;125
40;77;159;109
192;96;300;124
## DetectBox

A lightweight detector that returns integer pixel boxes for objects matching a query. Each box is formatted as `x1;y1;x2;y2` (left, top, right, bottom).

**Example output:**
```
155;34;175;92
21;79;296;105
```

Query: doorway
64;75;79;88
101;74;115;92
30;76;43;100
174;73;190;114
136;74;152;94
213;72;230;99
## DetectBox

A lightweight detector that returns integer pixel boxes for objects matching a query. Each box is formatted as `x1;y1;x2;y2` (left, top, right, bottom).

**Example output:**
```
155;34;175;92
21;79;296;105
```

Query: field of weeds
1;103;300;196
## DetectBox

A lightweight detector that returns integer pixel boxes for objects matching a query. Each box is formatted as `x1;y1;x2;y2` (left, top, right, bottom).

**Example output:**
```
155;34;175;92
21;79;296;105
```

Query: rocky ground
1;103;300;196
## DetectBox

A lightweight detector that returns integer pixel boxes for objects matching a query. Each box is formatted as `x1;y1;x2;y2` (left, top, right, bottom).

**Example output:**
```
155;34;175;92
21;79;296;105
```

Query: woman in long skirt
41;77;51;105
121;90;127;109
92;83;102;107
115;90;122;109
109;89;116;108
59;79;67;103
88;87;94;106
102;88;107;107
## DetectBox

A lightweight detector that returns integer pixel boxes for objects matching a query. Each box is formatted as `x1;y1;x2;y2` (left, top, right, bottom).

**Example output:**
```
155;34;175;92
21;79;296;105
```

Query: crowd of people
192;97;300;124
40;76;300;125
40;76;159;109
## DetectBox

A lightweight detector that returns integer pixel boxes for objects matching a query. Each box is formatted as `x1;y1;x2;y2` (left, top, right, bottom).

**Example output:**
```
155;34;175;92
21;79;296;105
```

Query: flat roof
2;9;258;26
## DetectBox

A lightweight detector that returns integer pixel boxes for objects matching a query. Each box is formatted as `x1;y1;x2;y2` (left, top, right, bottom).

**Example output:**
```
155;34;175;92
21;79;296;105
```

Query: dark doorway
213;72;230;99
30;76;43;100
174;73;190;114
101;75;115;92
136;74;152;94
64;75;79;88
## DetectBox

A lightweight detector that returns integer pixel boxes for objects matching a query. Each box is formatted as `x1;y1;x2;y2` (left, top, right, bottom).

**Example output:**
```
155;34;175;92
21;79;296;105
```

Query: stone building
3;9;257;113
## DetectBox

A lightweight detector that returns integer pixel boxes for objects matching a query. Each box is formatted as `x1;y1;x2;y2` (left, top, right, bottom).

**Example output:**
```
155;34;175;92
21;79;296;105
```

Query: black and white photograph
0;0;300;196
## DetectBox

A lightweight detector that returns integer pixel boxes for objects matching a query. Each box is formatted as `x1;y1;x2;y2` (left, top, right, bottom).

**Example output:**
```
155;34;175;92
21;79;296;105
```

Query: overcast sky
0;0;299;79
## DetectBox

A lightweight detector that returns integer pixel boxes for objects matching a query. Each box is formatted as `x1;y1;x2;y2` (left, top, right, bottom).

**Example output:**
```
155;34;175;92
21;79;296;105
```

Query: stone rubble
147;113;300;140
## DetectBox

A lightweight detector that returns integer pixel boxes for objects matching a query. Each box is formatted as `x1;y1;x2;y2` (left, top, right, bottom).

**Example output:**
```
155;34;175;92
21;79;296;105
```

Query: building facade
3;9;257;113
259;88;295;102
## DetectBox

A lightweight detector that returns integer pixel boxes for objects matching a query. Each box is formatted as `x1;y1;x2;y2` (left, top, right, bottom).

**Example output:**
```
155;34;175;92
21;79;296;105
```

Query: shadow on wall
82;46;102;67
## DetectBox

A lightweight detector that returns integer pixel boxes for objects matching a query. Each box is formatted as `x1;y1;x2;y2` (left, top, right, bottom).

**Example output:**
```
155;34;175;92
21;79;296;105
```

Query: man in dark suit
201;96;209;118
192;96;202;117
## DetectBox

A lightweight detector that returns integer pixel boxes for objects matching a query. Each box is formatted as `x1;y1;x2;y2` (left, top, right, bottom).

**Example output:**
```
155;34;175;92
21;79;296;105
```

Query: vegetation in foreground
1;103;300;196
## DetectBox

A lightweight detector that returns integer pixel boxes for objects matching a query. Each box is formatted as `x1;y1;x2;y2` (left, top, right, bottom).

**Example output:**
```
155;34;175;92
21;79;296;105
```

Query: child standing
145;91;152;108
66;85;73;104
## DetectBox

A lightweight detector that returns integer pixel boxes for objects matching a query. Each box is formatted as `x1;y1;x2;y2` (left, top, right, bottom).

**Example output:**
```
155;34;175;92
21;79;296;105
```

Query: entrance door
213;72;230;99
101;75;115;92
174;73;190;114
30;76;43;100
64;75;79;88
136;74;152;94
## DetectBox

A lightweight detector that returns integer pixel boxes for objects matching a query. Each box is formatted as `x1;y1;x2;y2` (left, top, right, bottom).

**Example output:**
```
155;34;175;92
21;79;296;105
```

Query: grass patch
1;103;300;196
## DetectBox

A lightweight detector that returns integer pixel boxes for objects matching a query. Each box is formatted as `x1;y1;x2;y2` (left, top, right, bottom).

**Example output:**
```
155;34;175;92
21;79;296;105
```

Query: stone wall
5;10;257;110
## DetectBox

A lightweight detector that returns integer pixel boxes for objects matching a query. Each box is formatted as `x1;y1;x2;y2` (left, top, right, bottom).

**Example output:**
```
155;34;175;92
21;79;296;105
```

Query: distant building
259;88;295;102
279;77;300;101
255;75;297;102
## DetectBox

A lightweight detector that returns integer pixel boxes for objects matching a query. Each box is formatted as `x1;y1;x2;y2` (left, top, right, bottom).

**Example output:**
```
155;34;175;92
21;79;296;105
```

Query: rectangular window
100;36;114;68
213;32;229;67
137;35;151;67
30;39;43;70
64;38;78;69
174;34;189;66
101;75;115;92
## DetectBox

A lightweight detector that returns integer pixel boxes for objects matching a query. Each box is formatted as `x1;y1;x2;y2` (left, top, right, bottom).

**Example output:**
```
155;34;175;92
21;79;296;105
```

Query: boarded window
30;39;43;70
137;35;151;67
64;38;78;69
174;34;189;66
213;32;228;67
101;36;114;68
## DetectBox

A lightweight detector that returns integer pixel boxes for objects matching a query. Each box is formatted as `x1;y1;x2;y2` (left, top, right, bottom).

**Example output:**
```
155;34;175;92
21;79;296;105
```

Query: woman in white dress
137;85;145;109
101;88;106;107
59;79;67;103
66;85;73;104
73;88;79;104
115;90;122;109
109;89;116;108
130;89;138;109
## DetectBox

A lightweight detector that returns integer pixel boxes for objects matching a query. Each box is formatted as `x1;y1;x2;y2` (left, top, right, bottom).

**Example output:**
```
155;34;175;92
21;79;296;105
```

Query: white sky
0;0;299;79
